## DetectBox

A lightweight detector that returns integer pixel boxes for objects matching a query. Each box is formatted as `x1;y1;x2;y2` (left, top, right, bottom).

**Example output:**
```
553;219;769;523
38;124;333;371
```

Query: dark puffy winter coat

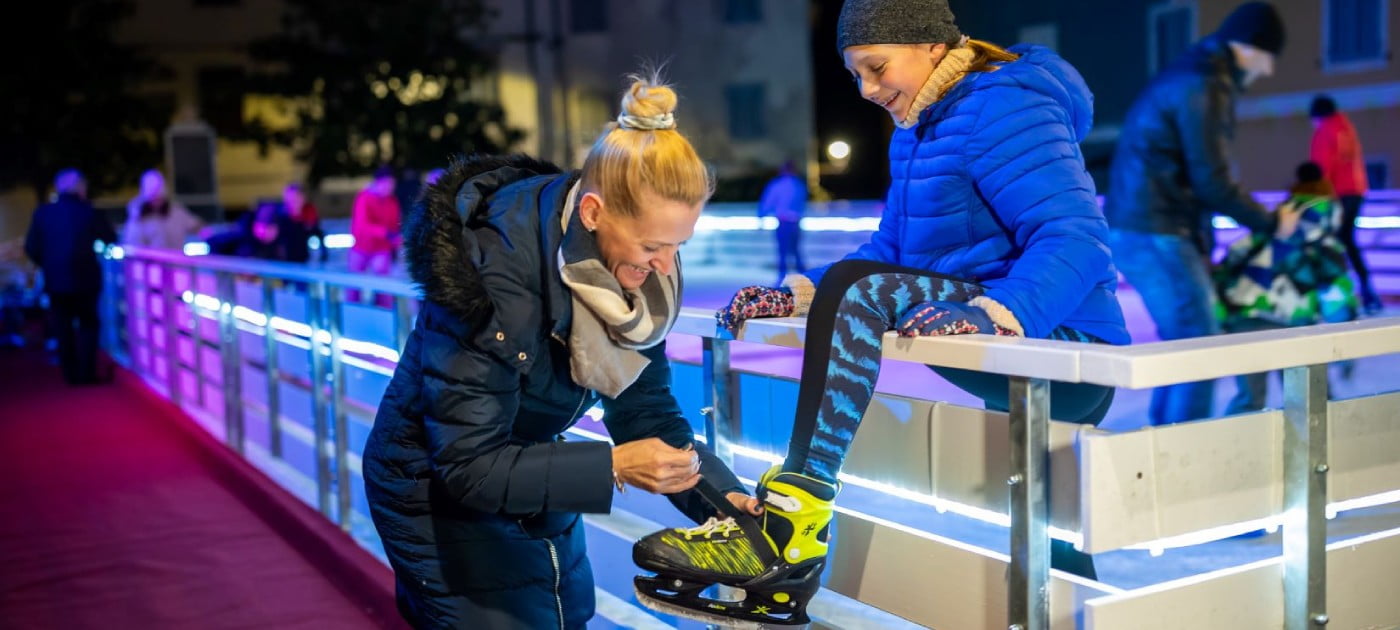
362;155;742;629
1104;36;1275;254
24;193;117;294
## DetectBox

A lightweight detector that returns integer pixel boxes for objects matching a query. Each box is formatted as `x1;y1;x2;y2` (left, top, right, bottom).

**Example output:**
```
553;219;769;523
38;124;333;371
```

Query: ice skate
632;466;838;628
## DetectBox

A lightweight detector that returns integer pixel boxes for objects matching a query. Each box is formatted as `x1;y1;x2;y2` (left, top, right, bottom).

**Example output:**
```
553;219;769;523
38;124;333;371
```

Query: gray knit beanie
836;0;962;53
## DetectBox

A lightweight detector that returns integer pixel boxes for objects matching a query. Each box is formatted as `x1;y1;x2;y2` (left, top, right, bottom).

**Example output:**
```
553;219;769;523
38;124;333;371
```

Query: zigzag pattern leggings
781;260;1114;484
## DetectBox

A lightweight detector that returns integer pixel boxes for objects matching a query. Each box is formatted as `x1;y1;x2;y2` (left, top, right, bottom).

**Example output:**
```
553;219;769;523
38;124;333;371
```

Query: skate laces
681;516;741;540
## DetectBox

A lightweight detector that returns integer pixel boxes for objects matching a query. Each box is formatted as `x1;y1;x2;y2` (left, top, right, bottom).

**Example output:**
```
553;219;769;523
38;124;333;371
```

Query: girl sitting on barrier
1214;161;1359;413
362;72;759;629
630;0;1129;625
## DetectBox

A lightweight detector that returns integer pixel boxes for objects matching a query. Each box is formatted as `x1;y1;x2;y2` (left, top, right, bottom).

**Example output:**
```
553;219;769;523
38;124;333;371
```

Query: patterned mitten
896;301;1021;337
716;286;795;335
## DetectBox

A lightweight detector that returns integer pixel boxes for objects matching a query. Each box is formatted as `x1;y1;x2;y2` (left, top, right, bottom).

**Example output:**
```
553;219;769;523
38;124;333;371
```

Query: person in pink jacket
348;165;401;306
1310;95;1381;314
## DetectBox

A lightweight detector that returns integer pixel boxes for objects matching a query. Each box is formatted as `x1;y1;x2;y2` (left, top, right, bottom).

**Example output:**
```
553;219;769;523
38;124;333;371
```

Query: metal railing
101;245;1400;629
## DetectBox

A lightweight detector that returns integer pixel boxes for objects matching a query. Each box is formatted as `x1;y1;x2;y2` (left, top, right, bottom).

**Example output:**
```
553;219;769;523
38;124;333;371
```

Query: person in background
122;169;203;251
348;165;401;305
0;238;32;348
1309;94;1381;315
24;169;117;384
205;202;310;263
757;160;808;284
282;182;325;262
1104;2;1285;424
1214;162;1358;412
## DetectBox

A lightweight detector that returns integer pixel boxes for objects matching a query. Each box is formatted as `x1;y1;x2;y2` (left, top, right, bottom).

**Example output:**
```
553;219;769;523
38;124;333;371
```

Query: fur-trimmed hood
404;154;564;328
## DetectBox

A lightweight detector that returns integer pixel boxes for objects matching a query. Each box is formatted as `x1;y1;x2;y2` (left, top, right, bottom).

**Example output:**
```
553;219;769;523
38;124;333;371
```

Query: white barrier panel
737;380;1088;536
1081;393;1400;554
826;509;1118;629
1084;528;1400;629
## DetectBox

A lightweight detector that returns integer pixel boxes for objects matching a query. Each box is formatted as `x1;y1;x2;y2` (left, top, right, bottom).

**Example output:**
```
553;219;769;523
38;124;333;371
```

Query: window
724;0;762;24
725;83;766;140
197;66;246;135
1324;0;1388;70
571;0;607;33
1366;159;1389;189
1018;23;1059;52
1147;3;1195;75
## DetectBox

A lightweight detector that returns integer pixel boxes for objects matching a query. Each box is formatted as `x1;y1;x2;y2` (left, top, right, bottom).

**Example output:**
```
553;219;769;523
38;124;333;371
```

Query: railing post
701;336;734;467
327;286;352;531
215;272;243;454
1007;376;1051;630
262;279;282;458
308;281;334;518
162;263;182;405
1283;364;1329;629
190;269;205;409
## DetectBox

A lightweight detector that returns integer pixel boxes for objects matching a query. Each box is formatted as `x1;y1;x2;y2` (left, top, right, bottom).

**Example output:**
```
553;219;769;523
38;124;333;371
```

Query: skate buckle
763;491;801;513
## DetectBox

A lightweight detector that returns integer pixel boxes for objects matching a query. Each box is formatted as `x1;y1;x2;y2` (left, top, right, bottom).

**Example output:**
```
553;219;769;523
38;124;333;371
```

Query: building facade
953;0;1398;193
100;0;812;214
489;0;814;185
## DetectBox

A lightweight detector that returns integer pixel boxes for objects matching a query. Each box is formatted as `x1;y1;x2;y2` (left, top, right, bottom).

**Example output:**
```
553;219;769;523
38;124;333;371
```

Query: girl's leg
783;260;985;482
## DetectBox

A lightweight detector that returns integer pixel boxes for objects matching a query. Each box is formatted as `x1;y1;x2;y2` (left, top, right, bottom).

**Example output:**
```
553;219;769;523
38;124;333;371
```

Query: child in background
1214;161;1359;413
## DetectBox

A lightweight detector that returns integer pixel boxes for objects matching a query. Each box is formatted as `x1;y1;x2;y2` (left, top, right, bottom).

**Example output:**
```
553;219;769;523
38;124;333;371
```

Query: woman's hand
612;438;701;494
715;286;795;335
724;492;764;518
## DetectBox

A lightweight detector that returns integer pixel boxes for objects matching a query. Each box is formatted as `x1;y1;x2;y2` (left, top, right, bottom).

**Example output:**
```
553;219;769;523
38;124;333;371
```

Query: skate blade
633;587;808;630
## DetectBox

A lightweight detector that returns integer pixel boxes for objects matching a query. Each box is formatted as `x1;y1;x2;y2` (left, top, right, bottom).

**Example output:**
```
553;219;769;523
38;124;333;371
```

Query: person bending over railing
629;1;1129;626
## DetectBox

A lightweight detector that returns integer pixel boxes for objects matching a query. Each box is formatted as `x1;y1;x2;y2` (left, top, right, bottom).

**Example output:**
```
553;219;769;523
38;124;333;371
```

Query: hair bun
618;73;678;131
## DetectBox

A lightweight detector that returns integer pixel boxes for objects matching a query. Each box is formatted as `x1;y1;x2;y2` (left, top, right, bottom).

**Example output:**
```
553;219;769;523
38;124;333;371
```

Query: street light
827;140;851;160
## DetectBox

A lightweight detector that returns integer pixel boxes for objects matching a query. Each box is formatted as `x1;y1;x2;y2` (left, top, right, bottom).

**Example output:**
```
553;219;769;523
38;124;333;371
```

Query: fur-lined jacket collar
403;154;574;369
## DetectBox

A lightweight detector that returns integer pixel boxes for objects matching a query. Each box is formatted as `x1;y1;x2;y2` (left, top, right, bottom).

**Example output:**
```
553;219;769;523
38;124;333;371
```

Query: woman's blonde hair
579;71;714;219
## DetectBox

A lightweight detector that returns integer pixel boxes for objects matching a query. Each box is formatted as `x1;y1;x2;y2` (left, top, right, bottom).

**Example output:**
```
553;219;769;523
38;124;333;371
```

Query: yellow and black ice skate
632;466;839;628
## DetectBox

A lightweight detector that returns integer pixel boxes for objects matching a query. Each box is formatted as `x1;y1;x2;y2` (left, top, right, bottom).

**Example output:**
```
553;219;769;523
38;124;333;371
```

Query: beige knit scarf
557;182;681;398
897;45;977;129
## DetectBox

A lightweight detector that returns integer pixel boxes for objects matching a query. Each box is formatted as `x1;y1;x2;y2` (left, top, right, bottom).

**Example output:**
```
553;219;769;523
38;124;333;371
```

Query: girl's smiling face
843;43;948;122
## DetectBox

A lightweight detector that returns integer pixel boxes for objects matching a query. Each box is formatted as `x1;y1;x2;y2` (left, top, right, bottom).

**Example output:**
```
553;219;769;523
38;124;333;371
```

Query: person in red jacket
1310;95;1381;314
348;165;401;306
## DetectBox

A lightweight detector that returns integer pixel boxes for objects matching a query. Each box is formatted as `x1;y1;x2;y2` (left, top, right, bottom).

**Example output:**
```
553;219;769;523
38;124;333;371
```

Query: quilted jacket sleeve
1177;79;1274;233
418;303;614;516
602;341;745;524
963;87;1113;339
804;185;902;288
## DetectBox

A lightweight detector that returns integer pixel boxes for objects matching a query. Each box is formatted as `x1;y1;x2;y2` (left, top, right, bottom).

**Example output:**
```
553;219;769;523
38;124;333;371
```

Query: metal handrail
105;248;1400;630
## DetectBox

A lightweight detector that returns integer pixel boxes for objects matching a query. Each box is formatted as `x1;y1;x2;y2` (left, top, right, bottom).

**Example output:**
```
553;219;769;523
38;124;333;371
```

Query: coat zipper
546;538;564;630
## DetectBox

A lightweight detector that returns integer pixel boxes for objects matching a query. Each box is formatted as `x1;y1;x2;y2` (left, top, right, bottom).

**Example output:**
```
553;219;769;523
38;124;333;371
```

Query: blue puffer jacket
806;45;1129;345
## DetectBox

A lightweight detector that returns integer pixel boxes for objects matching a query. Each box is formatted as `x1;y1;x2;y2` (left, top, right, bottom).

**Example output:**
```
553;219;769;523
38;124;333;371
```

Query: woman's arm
602;341;746;524
419;303;614;515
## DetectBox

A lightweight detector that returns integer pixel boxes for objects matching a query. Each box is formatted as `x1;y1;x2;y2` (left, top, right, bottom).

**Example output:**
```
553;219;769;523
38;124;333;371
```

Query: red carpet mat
0;349;405;630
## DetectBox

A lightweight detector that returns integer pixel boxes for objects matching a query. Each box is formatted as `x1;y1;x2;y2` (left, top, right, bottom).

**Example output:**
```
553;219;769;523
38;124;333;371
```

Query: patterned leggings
782;260;1115;483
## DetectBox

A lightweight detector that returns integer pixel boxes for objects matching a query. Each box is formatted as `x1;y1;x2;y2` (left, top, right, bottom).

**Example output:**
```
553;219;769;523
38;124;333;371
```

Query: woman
631;1;1129;625
122;169;203;250
362;74;758;629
